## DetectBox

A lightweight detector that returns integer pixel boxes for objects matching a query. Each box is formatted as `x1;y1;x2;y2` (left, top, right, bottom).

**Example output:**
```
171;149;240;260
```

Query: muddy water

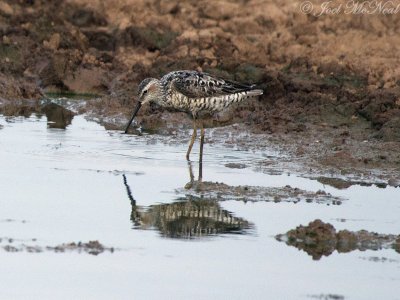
0;113;399;300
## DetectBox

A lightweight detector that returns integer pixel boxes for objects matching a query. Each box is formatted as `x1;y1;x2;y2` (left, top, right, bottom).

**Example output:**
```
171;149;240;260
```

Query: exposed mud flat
276;219;400;260
180;181;344;205
126;120;400;187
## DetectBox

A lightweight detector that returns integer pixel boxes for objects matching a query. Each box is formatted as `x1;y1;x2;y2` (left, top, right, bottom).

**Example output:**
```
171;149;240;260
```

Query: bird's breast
168;91;191;110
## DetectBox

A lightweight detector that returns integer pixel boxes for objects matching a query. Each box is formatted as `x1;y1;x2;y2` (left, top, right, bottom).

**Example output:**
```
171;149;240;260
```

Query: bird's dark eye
143;90;148;95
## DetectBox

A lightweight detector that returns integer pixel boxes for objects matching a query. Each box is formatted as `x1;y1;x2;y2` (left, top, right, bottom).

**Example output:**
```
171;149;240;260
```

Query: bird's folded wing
170;71;255;99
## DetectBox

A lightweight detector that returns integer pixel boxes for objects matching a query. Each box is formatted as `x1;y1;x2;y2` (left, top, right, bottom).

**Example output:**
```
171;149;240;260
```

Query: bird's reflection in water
41;103;74;129
122;168;252;239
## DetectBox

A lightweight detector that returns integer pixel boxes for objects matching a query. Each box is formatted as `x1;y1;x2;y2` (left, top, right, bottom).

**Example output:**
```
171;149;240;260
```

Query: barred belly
168;91;257;115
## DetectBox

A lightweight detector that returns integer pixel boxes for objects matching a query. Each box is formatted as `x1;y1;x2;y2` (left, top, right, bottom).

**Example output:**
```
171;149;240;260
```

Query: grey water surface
0;113;399;300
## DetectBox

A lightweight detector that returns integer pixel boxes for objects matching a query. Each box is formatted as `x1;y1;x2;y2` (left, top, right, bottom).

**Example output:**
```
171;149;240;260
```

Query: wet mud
181;181;344;205
276;219;400;260
41;102;74;129
0;238;114;255
173;159;344;205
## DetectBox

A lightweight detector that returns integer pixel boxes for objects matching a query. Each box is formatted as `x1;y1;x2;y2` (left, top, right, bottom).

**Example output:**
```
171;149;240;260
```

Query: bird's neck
150;81;166;105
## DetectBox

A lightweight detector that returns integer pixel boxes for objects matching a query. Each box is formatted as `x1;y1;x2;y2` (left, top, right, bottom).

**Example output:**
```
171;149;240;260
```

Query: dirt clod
276;220;400;260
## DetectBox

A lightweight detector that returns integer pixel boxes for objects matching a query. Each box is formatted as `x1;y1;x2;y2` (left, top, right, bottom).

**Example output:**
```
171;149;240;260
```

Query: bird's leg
198;159;203;182
199;122;205;162
199;122;205;181
186;119;197;161
183;161;196;190
187;161;194;183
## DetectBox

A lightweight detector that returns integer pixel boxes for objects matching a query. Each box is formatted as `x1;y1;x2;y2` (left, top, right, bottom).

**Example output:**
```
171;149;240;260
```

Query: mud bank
276;219;400;260
1;0;400;140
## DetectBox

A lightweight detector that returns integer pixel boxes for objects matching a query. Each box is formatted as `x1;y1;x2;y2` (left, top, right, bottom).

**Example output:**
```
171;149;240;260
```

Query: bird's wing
168;71;255;98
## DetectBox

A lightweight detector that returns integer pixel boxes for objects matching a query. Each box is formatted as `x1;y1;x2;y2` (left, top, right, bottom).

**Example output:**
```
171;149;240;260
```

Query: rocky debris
180;182;344;205
276;219;400;260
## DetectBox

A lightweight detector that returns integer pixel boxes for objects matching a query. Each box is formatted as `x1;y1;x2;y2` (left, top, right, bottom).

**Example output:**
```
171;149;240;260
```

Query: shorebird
124;70;263;162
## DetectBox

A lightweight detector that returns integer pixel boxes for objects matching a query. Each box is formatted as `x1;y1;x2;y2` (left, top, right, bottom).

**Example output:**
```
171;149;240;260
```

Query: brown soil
276;219;400;260
1;0;399;181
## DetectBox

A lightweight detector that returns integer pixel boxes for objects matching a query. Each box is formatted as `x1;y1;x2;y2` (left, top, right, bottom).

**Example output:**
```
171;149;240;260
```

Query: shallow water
0;113;399;299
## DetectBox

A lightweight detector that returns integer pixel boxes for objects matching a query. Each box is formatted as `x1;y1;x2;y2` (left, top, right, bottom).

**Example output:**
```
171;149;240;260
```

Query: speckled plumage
138;70;263;117
126;70;264;163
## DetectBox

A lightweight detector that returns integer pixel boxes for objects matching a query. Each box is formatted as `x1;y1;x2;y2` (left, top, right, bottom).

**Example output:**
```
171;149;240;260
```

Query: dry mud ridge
0;0;399;179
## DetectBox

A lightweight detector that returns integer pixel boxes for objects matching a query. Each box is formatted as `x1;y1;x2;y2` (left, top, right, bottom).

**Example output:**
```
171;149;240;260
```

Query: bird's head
137;78;164;106
124;77;164;133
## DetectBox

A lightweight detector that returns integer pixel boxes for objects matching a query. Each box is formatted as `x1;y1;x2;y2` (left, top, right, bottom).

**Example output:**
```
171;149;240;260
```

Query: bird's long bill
124;102;142;133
